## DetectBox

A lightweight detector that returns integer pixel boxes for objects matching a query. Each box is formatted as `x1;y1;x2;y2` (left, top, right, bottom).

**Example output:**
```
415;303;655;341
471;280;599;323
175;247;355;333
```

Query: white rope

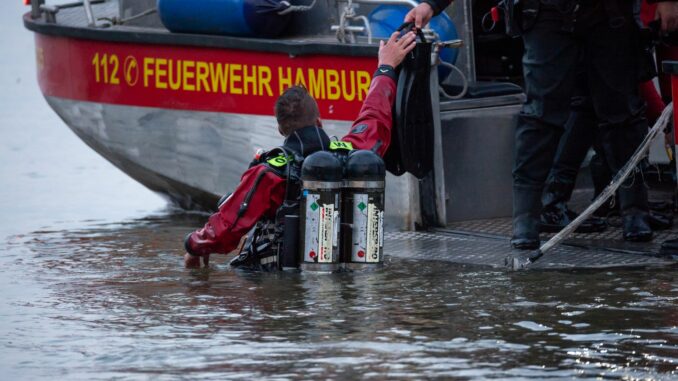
278;0;317;15
539;103;674;254
438;62;468;100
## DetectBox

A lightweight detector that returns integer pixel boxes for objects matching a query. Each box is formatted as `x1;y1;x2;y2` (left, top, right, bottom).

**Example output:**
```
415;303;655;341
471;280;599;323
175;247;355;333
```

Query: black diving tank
299;151;343;272
341;150;386;270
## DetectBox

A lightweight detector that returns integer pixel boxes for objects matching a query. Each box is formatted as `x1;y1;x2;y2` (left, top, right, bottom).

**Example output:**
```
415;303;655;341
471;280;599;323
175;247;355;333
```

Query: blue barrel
368;5;459;79
157;0;292;38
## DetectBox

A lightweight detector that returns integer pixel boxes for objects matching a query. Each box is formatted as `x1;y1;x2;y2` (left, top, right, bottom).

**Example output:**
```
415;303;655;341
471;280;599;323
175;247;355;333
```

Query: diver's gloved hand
184;253;210;269
184;231;211;268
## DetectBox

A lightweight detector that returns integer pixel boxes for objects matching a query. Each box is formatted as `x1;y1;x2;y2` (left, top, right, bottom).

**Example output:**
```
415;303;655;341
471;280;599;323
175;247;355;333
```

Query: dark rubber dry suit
512;0;650;249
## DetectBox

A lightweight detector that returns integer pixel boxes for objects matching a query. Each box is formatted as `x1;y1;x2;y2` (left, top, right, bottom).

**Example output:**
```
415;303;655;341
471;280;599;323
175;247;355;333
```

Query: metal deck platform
385;216;678;270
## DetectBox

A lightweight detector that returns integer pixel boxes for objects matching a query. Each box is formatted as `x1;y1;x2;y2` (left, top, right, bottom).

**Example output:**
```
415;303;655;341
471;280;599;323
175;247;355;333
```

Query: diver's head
274;85;321;137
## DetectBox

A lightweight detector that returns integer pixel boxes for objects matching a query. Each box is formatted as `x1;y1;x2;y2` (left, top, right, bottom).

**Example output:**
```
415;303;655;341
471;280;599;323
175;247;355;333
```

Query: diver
183;31;417;268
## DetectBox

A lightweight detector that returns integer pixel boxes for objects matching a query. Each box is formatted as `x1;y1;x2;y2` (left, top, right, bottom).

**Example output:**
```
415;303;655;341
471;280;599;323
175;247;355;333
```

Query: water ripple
1;214;677;379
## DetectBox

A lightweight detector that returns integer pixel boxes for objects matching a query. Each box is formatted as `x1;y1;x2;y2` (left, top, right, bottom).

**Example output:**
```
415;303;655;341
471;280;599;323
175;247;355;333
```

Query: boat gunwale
23;12;379;57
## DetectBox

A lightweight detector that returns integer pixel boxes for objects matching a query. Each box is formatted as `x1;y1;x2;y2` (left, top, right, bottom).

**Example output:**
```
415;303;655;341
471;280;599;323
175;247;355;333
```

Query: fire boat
23;0;678;270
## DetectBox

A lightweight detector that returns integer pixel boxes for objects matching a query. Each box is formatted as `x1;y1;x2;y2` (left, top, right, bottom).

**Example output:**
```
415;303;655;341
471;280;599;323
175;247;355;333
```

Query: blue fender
158;0;292;38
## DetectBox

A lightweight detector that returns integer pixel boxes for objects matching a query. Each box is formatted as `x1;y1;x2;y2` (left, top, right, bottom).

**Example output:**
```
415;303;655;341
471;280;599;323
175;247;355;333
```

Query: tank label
352;195;382;263
352;194;368;262
318;204;335;263
35;34;377;122
333;193;340;248
304;194;320;262
366;203;381;263
378;209;384;249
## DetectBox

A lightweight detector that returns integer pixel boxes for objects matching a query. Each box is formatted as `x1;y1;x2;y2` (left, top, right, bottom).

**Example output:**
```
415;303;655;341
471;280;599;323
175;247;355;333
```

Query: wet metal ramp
384;220;678;271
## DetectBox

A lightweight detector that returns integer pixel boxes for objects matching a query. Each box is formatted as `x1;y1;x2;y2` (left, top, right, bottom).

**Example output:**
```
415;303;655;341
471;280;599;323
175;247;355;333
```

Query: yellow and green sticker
329;141;353;151
267;155;289;167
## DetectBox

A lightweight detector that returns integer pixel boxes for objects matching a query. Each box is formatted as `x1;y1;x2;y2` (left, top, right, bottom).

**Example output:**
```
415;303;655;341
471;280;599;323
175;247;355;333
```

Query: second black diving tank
341;150;385;270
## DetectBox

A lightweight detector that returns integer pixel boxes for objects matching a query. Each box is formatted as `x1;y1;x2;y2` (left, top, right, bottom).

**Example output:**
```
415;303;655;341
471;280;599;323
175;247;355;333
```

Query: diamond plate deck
384;229;677;270
443;188;678;258
385;189;678;270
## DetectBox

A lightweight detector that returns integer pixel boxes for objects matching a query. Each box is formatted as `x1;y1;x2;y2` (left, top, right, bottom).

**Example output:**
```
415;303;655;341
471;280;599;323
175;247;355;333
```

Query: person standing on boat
509;0;678;250
406;0;678;250
183;31;417;268
539;1;678;238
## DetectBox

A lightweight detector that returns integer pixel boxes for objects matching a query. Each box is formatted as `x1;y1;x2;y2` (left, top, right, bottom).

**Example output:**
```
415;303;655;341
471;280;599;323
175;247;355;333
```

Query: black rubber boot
512;114;563;250
660;237;678;257
541;181;574;215
511;187;542;250
600;120;652;242
540;203;607;233
648;211;673;230
540;181;607;233
621;209;652;241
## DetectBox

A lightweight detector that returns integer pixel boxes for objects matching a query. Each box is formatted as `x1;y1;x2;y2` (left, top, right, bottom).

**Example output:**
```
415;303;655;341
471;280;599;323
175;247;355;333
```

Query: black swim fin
384;23;434;179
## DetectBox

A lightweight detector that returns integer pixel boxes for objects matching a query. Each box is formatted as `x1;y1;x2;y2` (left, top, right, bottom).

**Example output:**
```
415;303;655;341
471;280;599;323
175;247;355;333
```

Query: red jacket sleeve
341;75;397;157
185;164;287;256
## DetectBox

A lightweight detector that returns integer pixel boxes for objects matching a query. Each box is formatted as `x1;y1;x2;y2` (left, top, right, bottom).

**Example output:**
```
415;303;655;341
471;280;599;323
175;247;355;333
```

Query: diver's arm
341;31;415;157
341;74;397;157
184;164;286;265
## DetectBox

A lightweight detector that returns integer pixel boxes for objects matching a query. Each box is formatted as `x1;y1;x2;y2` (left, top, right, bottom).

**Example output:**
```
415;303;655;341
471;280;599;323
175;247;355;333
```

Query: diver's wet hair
275;85;320;137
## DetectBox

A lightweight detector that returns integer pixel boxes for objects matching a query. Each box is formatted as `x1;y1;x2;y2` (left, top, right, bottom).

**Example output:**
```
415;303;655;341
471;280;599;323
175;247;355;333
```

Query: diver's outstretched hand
404;2;434;30
378;31;417;68
656;2;678;33
184;253;210;269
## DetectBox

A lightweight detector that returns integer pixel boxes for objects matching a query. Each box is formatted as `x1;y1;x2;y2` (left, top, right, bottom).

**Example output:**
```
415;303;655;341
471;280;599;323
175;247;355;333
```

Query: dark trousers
513;3;647;225
542;78;609;208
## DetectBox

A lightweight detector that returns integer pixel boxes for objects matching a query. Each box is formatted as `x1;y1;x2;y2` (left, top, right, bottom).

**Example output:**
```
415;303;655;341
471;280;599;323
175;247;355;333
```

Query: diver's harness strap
230;142;355;271
229;146;303;271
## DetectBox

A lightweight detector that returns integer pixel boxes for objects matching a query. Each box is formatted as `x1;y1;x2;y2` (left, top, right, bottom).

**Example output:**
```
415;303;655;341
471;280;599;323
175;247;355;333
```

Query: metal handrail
31;0;44;18
333;0;426;44
83;0;96;26
31;0;104;26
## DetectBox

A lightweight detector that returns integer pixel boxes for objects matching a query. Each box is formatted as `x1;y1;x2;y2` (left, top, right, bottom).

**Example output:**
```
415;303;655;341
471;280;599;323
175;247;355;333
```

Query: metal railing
332;0;428;44
30;0;105;26
82;0;96;26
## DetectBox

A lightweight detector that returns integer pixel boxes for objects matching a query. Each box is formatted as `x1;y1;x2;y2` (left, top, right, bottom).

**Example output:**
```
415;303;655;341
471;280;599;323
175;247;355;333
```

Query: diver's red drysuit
185;72;397;256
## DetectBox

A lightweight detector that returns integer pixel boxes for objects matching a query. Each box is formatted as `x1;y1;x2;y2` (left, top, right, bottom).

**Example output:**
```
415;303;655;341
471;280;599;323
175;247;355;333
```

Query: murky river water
1;2;677;380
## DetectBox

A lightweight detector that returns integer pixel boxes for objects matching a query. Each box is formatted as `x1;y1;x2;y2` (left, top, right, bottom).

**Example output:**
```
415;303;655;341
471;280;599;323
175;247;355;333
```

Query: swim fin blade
384;30;434;179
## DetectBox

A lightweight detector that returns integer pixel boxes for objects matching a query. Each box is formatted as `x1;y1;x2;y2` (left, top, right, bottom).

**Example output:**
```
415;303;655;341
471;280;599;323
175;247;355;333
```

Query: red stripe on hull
35;34;377;121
